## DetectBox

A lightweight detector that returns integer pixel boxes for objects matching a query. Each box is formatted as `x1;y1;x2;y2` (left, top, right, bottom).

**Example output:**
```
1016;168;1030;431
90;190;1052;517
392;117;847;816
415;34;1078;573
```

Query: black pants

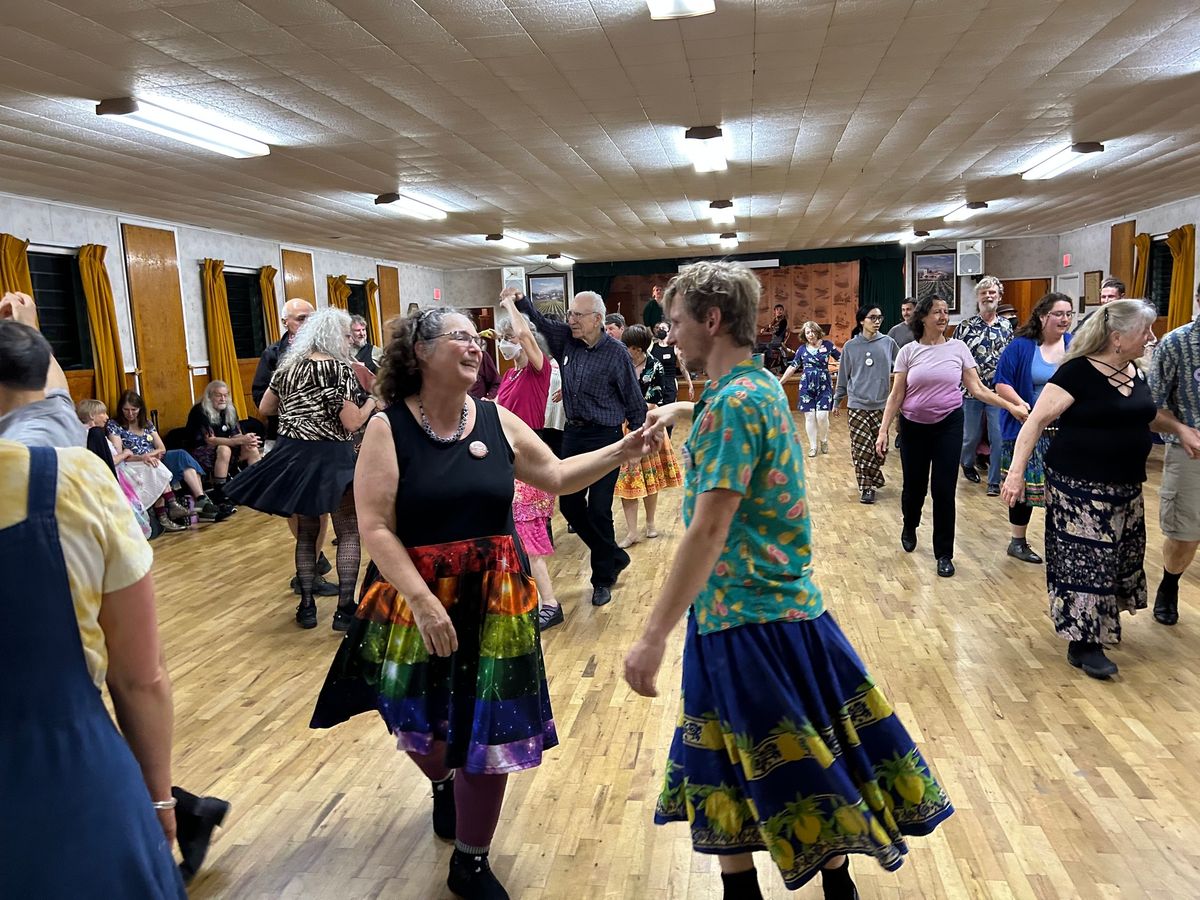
560;423;626;586
899;407;963;560
536;427;564;459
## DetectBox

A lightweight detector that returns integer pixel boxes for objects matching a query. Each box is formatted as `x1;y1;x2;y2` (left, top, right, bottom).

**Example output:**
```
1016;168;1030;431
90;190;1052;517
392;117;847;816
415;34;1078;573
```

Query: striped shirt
1149;317;1200;443
269;357;365;441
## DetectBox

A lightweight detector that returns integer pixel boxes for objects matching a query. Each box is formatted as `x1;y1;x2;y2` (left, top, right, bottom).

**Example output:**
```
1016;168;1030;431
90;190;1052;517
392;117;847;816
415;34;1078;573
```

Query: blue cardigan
994;334;1071;442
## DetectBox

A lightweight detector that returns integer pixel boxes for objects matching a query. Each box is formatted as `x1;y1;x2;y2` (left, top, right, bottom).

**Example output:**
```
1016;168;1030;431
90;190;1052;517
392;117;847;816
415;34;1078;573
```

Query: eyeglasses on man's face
430;330;487;350
566;310;599;321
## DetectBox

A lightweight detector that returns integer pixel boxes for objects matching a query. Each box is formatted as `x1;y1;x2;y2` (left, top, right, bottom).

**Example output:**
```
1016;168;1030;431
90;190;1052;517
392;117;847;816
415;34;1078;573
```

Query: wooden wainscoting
239;358;260;417
281;249;316;306
63;369;96;406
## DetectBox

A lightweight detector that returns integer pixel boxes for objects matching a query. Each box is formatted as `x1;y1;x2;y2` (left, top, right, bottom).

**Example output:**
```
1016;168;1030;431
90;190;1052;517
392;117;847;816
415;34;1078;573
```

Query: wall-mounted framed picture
1083;270;1103;307
526;273;568;316
912;249;959;313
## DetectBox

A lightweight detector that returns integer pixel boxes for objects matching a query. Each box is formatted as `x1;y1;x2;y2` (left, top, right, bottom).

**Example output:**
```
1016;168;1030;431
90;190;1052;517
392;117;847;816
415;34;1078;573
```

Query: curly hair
376;307;475;405
1014;292;1073;342
278;307;352;376
663;261;759;346
974;275;1004;297
909;295;946;341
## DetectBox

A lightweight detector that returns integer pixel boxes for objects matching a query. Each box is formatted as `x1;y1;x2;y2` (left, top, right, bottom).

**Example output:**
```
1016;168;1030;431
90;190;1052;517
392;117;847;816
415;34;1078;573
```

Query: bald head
282;298;315;336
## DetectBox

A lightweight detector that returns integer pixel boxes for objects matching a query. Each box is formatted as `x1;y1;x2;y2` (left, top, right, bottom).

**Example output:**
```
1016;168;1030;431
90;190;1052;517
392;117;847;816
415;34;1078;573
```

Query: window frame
221;267;267;359
26;246;93;371
1147;236;1174;318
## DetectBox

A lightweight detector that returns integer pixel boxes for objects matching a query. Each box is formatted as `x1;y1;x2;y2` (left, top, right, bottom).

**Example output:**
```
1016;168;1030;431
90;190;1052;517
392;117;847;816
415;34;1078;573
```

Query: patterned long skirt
999;429;1055;507
310;534;558;774
1045;468;1147;645
846;409;885;492
655;612;953;890
615;432;683;500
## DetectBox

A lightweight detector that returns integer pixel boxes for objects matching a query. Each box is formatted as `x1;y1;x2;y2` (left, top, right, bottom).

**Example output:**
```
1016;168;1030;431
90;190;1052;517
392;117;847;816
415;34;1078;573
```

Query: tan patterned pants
847;408;885;492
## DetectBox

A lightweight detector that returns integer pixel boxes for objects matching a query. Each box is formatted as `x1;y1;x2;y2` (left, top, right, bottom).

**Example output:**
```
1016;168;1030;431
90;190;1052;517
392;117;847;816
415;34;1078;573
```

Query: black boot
1067;640;1117;679
1154;582;1180;626
720;867;764;899
295;595;317;629
821;857;859;900
447;848;509;899
432;775;455;840
173;787;231;884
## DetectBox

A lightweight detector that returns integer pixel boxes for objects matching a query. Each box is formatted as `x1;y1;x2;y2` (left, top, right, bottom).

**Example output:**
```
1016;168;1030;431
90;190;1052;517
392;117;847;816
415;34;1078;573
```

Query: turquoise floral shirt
682;357;824;634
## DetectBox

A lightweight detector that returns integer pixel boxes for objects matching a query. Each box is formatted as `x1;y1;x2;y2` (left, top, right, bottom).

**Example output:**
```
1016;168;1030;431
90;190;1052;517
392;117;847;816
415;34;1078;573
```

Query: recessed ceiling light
943;201;988;223
1021;142;1105;180
485;233;530;251
684;125;727;173
374;192;448;221
899;229;929;245
718;231;738;250
647;0;716;19
708;199;735;226
548;253;575;270
96;97;269;158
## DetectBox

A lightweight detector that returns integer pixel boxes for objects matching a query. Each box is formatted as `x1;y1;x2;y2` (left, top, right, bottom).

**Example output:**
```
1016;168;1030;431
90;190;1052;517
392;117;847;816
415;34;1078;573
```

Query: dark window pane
1147;239;1174;317
346;282;367;321
223;271;266;358
27;252;92;370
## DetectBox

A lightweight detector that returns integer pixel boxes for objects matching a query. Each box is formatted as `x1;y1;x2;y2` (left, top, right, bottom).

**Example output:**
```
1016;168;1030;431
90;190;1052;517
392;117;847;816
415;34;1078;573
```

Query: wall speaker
957;239;983;275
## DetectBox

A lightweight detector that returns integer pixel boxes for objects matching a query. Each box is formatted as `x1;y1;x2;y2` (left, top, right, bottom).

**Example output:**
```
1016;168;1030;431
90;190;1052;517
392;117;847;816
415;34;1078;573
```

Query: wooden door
121;224;193;430
281;249;316;305
1001;278;1053;326
377;264;400;339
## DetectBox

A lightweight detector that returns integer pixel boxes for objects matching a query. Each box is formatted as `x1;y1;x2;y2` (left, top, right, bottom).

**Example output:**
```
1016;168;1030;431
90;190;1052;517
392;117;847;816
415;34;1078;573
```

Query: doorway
1000;278;1053;325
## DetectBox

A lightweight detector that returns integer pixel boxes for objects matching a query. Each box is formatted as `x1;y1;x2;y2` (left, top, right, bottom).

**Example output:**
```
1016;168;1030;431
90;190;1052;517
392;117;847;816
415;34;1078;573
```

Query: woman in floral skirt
780;321;841;458
626;262;953;900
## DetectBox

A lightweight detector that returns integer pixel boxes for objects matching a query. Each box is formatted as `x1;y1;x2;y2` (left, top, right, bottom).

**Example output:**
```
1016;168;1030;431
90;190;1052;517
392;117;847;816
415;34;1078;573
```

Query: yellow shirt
0;441;154;688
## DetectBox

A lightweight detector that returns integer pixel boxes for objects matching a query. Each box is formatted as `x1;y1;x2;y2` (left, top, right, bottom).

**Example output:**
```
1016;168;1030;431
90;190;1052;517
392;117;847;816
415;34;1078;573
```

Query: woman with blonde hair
1002;299;1200;679
227;307;377;630
780;320;841;457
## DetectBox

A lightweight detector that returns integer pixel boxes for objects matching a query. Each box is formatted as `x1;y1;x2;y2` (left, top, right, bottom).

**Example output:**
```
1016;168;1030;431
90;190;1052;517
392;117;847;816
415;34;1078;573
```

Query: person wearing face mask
648;321;694;407
832;306;898;503
953;276;1013;495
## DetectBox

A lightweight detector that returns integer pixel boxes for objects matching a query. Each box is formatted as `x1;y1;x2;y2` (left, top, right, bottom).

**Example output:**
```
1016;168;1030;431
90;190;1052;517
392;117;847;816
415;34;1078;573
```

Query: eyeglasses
430;330;487;350
565;310;599;320
865;315;883;321
1047;311;1075;320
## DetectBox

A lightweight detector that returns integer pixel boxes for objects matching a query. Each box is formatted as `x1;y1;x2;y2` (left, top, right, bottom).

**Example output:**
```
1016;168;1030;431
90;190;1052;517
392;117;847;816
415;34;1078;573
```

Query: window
1147;238;1174;317
223;270;266;358
346;281;367;322
27;251;92;370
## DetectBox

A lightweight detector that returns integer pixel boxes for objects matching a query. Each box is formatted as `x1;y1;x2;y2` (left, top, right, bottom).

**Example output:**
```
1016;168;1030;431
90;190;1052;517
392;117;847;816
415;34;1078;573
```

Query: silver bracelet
152;798;178;810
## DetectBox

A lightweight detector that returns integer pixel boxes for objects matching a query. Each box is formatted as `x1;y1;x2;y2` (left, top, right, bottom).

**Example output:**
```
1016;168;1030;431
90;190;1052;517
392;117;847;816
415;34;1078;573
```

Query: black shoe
332;603;356;632
1154;584;1180;626
859;488;875;504
1067;640;1118;678
173;787;230;885
566;523;575;534
987;483;1001;497
900;527;916;553
820;857;859;900
537;603;565;630
447;848;509;899
591;586;612;607
292;574;339;596
214;503;237;522
1006;539;1043;564
936;557;955;577
614;552;632;581
432;776;455;840
317;552;332;575
962;465;981;484
296;598;317;629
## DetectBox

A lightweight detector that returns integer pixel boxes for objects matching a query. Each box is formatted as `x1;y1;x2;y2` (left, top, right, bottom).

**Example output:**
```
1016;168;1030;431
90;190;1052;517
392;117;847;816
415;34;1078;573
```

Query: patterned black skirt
225;436;355;518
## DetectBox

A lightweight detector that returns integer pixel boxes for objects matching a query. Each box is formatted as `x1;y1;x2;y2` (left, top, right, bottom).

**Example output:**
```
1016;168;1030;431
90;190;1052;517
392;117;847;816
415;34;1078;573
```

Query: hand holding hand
1180;426;1200;459
1010;400;1031;422
624;636;666;697
619;426;661;462
499;287;522;305
832;406;840;419
410;592;458;657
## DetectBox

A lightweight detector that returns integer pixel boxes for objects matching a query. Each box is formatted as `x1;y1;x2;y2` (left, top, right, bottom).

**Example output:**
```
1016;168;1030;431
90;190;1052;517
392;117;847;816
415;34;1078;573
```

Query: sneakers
820;440;829;454
538;603;565;630
196;497;220;521
167;499;191;523
1154;583;1180;626
1067;640;1118;679
447;849;509;900
157;515;187;533
332;603;357;632
808;447;817;458
295;598;317;629
986;483;1001;497
859;488;875;504
292;574;340;596
1006;538;1043;564
432;776;455;840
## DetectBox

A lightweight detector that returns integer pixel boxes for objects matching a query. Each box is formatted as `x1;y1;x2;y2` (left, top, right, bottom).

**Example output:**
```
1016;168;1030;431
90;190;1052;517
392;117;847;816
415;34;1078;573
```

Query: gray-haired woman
1002;300;1199;679
226;307;378;630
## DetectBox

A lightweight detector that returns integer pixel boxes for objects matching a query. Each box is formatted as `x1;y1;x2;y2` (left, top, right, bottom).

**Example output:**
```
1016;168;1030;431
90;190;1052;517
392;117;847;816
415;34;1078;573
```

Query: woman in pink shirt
495;293;563;629
874;297;1028;577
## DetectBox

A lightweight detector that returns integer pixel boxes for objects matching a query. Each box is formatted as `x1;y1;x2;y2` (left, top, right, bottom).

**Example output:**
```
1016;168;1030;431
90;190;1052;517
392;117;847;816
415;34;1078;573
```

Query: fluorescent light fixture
96;97;269;158
899;229;929;245
547;253;575;270
374;192;448;221
647;0;716;19
943;201;988;223
485;233;530;251
708;199;735;226
1021;141;1105;180
718;231;738;250
684;125;727;173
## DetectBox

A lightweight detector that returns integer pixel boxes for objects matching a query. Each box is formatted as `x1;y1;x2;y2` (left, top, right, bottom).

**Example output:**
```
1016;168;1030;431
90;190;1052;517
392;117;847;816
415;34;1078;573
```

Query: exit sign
433;288;442;300
1062;253;1071;268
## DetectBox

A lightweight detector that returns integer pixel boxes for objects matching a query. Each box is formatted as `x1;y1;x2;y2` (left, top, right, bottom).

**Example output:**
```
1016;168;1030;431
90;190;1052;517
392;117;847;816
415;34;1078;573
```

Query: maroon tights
407;741;507;848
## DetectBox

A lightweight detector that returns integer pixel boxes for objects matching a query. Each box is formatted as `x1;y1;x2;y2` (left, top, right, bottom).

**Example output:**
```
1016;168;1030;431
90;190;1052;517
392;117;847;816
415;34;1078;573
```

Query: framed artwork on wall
1083;270;1103;307
912;250;959;312
526;273;568;315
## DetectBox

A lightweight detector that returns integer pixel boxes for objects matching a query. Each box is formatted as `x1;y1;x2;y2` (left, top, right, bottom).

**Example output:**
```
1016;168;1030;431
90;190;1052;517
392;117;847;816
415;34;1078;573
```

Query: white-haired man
514;288;645;610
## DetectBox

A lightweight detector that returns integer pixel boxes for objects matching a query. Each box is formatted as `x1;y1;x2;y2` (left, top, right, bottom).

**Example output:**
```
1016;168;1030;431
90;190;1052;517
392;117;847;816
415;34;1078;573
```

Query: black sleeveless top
384;397;516;547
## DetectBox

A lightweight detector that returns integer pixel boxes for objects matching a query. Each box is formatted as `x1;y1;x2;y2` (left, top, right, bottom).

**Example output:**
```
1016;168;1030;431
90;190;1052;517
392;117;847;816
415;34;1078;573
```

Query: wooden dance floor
156;426;1200;899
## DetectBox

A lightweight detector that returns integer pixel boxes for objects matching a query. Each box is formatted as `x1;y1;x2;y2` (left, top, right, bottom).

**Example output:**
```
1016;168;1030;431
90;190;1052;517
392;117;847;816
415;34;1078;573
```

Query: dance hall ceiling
0;0;1198;268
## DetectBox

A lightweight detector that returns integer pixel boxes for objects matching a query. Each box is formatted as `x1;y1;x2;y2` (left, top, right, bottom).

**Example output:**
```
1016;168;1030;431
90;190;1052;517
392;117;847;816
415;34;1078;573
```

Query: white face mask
498;339;521;360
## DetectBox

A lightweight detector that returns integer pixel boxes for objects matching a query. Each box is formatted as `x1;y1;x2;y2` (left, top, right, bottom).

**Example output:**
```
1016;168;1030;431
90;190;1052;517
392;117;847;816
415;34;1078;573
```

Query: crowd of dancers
3;263;1200;899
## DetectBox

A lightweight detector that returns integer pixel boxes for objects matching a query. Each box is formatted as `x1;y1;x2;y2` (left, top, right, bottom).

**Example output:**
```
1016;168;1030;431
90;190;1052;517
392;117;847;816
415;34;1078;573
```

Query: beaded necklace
418;397;469;444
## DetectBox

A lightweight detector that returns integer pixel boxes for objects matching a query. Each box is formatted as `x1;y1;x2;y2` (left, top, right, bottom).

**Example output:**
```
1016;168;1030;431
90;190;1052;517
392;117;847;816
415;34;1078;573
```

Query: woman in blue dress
780;321;841;457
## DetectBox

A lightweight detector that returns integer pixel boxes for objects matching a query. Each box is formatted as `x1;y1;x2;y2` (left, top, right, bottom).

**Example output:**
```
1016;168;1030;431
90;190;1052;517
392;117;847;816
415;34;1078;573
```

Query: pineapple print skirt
655;611;953;889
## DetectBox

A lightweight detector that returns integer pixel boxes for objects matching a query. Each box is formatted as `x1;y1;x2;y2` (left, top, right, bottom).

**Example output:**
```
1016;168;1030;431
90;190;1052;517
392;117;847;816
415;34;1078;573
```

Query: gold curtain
260;265;280;343
0;232;34;296
364;277;381;345
200;259;246;406
1166;224;1197;330
1131;232;1152;299
77;245;126;410
327;274;350;310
